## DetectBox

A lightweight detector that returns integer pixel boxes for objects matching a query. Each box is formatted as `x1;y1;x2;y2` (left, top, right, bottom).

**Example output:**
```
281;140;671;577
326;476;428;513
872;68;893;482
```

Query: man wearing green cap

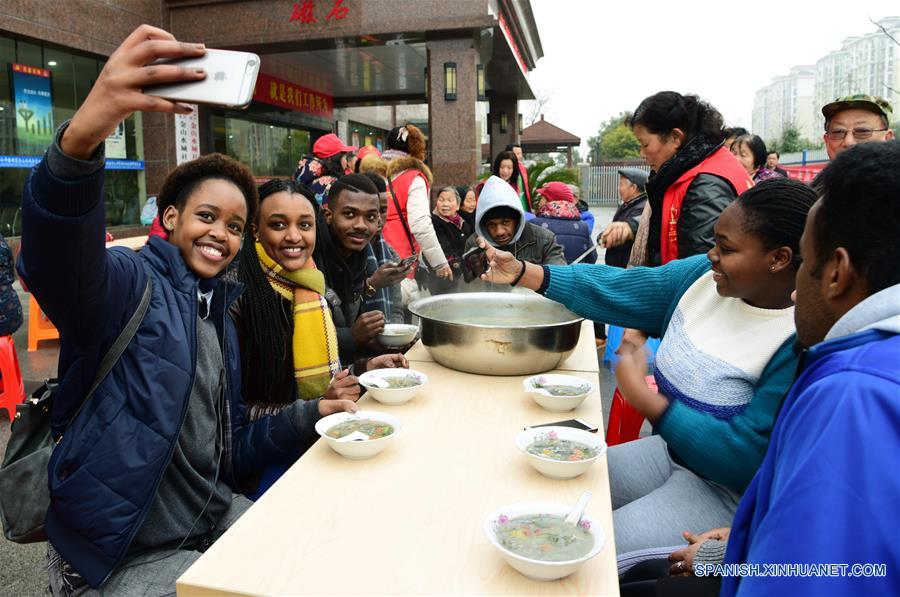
822;94;894;159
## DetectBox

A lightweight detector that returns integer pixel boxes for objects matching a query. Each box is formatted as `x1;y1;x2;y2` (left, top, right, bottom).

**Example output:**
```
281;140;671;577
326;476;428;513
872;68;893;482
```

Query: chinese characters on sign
252;73;334;119
289;0;349;24
174;106;201;165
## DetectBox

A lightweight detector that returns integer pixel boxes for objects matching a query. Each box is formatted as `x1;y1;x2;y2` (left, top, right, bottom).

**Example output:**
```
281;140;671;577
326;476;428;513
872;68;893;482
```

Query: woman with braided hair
231;179;406;495
477;177;817;554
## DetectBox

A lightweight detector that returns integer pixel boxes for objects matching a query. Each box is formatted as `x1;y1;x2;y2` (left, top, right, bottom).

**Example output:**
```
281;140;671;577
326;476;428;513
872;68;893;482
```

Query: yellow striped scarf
255;242;341;400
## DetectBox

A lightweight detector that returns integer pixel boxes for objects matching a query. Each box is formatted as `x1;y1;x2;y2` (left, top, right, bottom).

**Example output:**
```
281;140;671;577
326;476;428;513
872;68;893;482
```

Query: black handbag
386;176;432;290
0;279;152;543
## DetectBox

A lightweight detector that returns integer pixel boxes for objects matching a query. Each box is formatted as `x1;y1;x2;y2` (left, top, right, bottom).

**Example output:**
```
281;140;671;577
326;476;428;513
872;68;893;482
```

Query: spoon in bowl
564;490;593;528
362;377;389;389
337;430;370;442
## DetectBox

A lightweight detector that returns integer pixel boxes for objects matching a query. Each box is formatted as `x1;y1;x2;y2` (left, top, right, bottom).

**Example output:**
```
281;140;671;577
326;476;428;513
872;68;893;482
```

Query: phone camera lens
247;59;257;67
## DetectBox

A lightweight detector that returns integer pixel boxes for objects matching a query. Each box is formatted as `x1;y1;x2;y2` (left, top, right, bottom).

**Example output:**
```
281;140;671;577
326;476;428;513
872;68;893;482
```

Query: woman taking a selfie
15;26;362;594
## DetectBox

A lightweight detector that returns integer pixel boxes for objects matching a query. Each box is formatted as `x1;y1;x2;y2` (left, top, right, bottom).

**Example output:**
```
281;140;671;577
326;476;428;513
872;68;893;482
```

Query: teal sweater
542;255;797;492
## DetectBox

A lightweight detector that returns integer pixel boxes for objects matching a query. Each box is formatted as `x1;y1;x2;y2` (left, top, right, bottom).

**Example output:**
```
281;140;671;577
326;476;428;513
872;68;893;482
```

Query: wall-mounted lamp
500;112;509;134
518;113;523;135
444;62;457;101
476;64;486;101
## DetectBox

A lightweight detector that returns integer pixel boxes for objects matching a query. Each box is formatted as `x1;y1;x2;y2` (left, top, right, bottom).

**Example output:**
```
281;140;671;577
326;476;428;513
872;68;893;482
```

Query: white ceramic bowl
377;323;419;348
483;501;605;581
522;373;594;412
515;426;607;480
315;410;401;460
358;368;428;405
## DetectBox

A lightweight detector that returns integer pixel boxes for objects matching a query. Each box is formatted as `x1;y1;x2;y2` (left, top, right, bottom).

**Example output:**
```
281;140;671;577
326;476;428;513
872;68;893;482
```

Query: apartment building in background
753;16;899;144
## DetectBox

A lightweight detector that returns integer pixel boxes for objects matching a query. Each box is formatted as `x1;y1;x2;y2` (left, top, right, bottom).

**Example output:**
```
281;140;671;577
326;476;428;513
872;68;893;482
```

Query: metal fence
778;149;828;165
579;163;650;206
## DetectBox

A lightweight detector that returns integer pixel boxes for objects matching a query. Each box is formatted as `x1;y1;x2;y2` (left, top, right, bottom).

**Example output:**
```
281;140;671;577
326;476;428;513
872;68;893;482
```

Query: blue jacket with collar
721;327;900;596
17;157;314;588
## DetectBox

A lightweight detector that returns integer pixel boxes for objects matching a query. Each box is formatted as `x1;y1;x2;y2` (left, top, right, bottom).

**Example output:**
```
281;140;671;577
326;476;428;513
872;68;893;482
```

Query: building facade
752;16;899;146
751;66;816;144
813;17;900;132
0;0;543;238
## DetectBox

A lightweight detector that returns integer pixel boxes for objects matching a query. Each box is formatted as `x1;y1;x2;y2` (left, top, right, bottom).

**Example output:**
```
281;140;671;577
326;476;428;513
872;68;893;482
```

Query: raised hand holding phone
62;25;207;160
145;49;260;108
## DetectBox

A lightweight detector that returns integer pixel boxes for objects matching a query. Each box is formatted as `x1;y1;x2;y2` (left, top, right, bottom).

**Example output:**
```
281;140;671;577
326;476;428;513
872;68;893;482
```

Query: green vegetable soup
495;514;594;561
326;419;394;440
527;438;598;461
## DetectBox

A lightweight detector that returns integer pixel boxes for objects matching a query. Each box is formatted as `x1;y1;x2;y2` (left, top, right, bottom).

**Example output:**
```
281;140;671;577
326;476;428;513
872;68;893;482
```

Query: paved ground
0;206;638;596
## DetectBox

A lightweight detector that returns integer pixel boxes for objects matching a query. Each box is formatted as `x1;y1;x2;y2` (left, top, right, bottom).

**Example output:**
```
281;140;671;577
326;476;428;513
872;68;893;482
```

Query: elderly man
822;94;894;159
600;168;649;269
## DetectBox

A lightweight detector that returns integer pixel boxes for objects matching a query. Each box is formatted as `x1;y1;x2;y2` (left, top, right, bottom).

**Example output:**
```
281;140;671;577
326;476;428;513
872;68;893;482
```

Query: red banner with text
253;72;333;119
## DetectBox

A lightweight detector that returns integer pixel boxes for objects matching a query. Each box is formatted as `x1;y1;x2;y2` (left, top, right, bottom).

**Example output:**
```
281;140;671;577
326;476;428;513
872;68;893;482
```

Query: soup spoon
337;430;370;442
362;377;389;389
564;490;593;527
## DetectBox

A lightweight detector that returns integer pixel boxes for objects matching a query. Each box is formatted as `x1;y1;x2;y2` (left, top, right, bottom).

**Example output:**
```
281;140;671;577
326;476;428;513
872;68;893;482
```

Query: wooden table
177;321;618;596
106;235;148;250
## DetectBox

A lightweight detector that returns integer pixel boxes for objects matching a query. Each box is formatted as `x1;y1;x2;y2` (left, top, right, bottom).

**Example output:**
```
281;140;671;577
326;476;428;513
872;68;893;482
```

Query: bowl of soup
515;426;607;480
377;323;419;348
358;368;428;405
522;374;594;412
483;501;605;580
315;410;401;460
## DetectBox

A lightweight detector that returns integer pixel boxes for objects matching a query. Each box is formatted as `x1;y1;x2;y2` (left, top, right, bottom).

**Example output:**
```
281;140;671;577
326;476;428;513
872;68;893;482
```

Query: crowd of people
3;24;897;596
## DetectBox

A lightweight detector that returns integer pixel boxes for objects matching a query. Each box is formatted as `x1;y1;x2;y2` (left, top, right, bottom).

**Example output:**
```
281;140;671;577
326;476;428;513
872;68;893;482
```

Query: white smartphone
144;49;260;109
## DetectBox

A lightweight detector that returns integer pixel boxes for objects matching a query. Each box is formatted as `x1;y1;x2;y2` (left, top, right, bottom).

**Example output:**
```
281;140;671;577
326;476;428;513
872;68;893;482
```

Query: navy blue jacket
530;216;596;264
17;158;312;587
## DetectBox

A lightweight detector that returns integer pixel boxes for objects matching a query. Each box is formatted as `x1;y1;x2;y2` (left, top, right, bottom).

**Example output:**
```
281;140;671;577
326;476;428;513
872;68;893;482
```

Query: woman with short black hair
731;134;785;183
627;91;753;267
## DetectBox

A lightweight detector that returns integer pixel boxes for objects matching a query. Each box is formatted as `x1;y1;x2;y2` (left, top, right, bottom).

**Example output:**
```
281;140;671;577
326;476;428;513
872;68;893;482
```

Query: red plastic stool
0;335;26;422
28;294;59;352
605;375;657;446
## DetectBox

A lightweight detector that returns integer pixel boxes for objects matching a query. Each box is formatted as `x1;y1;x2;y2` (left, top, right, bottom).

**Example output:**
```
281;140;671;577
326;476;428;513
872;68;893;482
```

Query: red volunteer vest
659;146;754;264
383;169;430;277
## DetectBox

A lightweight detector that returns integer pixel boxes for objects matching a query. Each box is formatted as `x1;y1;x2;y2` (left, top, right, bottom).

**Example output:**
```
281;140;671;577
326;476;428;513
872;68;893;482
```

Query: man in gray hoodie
463;175;565;267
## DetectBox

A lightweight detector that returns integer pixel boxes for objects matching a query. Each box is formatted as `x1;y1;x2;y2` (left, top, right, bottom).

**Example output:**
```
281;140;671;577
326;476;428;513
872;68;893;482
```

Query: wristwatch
363;279;377;298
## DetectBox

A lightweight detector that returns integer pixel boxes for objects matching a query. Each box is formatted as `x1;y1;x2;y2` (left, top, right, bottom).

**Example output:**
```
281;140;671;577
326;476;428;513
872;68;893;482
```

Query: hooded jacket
722;284;900;596
463;176;566;267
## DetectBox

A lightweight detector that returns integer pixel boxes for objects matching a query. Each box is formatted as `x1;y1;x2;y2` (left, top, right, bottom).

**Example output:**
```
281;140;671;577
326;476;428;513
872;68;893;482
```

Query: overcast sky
525;1;899;153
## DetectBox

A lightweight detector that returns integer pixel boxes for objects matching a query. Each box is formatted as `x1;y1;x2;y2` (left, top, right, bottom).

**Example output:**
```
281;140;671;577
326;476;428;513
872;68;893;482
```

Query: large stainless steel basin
408;293;584;376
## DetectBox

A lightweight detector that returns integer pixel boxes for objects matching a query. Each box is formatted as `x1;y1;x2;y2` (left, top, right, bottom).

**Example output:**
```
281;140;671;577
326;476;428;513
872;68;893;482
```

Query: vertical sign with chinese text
174;105;201;165
105;121;128;159
11;64;54;155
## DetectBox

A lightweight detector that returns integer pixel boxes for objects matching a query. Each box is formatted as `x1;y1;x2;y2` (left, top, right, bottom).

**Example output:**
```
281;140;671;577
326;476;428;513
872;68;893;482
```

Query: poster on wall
105;121;127;159
174;105;200;165
11;64;54;155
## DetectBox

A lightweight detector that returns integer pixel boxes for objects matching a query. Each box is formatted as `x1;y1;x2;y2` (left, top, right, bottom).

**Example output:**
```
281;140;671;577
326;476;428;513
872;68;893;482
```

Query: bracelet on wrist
510;260;527;287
